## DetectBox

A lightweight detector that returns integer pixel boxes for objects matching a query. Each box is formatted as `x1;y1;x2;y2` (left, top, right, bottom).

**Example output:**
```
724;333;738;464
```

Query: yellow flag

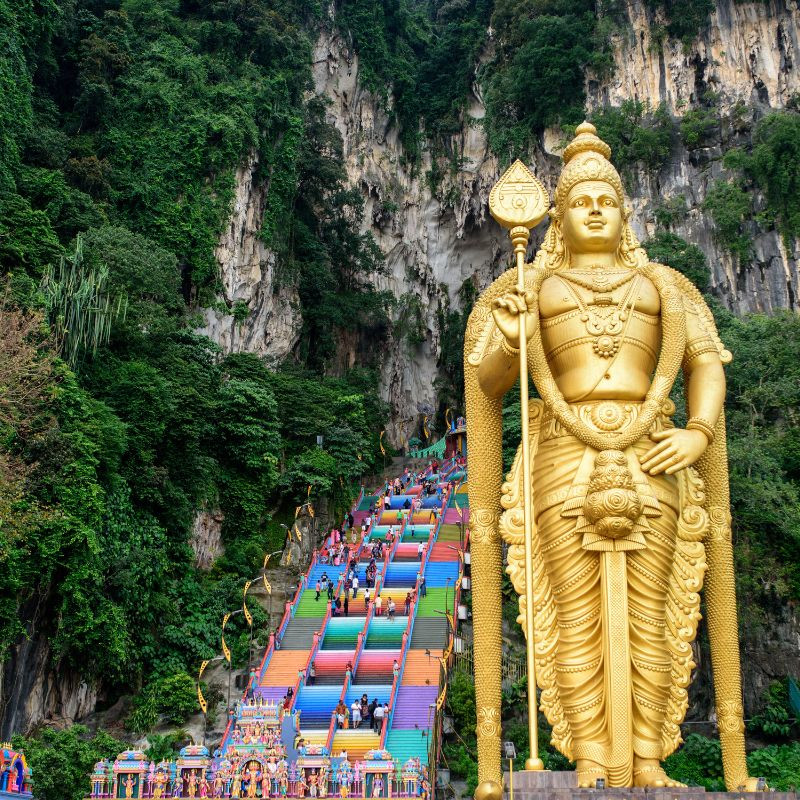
197;683;207;714
243;581;253;626
379;430;386;456
262;573;272;594
423;416;430;439
221;612;232;663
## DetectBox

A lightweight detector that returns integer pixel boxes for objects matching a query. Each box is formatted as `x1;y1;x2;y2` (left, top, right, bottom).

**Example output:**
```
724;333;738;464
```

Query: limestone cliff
202;0;798;442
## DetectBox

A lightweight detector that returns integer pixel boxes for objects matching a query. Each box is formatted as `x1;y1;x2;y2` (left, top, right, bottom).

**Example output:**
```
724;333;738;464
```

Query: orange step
401;650;442;685
261;650;308;686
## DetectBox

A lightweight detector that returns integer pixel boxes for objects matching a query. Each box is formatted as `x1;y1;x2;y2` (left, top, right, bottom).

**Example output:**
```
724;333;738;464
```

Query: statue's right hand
491;289;537;349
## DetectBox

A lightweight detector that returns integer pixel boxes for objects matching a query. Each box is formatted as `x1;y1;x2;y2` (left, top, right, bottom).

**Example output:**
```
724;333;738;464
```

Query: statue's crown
554;121;624;215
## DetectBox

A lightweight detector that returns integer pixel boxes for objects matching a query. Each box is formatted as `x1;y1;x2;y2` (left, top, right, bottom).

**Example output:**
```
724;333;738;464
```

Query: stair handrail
381;572;421;746
326;599;374;752
287;598;333;715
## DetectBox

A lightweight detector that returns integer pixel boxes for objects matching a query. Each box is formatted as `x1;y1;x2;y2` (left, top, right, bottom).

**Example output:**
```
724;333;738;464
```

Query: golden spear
488;160;549;771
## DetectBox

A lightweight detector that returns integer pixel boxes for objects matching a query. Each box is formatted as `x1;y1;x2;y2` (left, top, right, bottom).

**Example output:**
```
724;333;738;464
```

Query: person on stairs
315;580;321;601
351;574;359;598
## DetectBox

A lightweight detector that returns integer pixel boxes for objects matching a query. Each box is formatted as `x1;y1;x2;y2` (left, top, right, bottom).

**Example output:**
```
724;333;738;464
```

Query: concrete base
501;771;798;800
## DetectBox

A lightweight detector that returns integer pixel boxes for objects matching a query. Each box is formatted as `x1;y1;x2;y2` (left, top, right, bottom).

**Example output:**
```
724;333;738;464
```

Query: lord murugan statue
466;122;757;796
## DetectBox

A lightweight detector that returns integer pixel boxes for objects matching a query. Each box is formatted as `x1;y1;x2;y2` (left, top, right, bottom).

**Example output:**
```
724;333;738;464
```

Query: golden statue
466;122;757;797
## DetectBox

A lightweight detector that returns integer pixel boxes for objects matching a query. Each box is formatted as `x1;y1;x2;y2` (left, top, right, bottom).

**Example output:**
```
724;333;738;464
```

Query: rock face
190;507;225;570
200;0;798;437
197;153;302;362
0;606;97;739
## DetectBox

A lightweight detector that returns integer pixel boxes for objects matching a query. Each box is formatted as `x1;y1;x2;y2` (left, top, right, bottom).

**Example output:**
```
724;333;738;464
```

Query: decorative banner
294;524;302;542
286;549;292;566
445;407;453;429
262;573;272;594
263;553;271;569
243;581;253;627
423;415;430;439
197;683;207;714
379;430;386;456
307;504;314;518
221;613;232;663
454;497;464;521
294;505;301;519
307;484;312;498
197;658;211;713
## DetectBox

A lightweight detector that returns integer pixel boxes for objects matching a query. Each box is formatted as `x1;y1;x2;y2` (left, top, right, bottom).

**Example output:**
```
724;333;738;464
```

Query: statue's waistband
540;398;676;441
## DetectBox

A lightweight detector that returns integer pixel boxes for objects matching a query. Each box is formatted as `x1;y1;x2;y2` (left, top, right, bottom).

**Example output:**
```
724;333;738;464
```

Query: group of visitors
333;695;390;732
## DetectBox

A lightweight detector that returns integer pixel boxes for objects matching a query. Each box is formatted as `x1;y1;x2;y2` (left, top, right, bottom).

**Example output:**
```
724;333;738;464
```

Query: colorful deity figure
261;770;270;799
277;764;288;798
231;772;242;799
318;765;328;799
212;772;225;798
187;771;198;799
124;775;136;799
370;777;383;799
245;764;260;799
308;771;318;799
152;773;165;800
200;775;210;798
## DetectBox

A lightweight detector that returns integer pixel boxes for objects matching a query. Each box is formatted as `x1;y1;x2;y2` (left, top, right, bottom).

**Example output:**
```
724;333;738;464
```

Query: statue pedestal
501;772;798;800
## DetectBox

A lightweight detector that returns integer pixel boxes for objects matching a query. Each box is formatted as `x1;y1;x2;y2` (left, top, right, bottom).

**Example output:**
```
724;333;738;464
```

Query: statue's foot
576;760;608;788
632;760;685;788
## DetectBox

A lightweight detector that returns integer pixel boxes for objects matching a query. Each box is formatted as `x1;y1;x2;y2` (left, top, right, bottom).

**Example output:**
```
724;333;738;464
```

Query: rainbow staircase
222;458;469;769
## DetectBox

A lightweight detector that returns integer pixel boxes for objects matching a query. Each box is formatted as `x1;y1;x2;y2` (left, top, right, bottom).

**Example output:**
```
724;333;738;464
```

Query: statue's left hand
639;428;709;475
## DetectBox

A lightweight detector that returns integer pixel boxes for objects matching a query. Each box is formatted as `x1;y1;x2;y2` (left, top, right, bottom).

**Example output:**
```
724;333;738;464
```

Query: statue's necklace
558;268;636;293
557;274;639;358
526;260;687;452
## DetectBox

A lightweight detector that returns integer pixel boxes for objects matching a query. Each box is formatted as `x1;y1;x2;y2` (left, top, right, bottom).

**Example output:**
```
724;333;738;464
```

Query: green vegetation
642;231;710;290
592;100;676;173
484;0;614;158
680;106;719;148
11;726;125;800
703;178;753;261
724;110;800;245
645;0;714;47
664;734;800;791
0;0;390;735
337;0;492;158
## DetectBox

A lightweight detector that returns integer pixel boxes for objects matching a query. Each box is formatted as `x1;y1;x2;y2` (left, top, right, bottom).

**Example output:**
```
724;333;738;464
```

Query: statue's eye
603;198;614;206
574;199;585;207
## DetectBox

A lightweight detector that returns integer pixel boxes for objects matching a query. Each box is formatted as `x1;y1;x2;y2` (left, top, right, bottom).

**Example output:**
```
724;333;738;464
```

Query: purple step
254;686;288;702
391;686;439;729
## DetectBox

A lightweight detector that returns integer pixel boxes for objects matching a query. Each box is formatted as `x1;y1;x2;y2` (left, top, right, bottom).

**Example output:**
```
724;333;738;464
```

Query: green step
384;730;430;765
321;618;363;649
366;618;405;648
415;588;451;617
295;591;332;617
358;495;378;511
437;524;462;542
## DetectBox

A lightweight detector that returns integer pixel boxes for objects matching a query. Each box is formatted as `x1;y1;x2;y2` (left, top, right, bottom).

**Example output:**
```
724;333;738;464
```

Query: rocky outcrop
190;508;225;569
197;153;302;361
0;609;97;738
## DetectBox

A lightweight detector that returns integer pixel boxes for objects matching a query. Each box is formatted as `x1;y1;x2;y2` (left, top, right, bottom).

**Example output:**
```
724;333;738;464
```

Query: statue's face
561;180;623;256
